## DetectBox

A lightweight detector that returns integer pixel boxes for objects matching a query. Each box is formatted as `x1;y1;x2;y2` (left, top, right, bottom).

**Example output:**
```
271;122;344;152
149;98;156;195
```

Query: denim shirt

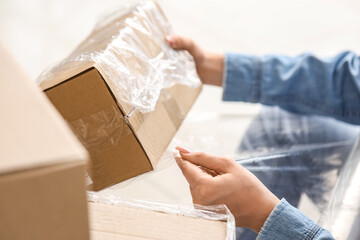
257;199;334;240
221;52;360;239
223;51;360;125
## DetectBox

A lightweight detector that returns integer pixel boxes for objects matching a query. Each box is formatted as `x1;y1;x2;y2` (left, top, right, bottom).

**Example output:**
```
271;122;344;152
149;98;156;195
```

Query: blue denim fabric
223;52;360;125
257;199;334;240
222;52;360;239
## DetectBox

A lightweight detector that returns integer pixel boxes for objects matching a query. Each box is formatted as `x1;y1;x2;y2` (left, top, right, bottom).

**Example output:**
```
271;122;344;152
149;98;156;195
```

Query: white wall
1;0;360;80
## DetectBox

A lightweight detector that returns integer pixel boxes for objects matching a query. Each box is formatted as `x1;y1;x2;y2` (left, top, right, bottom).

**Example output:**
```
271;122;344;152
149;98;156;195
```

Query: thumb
174;153;212;186
165;35;204;61
176;147;232;174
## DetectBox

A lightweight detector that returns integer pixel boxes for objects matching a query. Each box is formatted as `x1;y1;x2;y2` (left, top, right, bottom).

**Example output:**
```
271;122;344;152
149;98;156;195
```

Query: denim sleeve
222;52;360;124
257;199;334;240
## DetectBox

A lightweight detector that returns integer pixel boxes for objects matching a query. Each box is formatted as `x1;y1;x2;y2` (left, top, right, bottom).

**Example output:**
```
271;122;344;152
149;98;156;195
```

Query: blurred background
1;0;360;81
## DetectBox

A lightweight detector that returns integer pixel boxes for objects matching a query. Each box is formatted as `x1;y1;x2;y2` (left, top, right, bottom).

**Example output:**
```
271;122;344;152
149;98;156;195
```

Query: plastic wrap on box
88;191;236;240
68;106;132;150
36;0;202;190
37;0;200;113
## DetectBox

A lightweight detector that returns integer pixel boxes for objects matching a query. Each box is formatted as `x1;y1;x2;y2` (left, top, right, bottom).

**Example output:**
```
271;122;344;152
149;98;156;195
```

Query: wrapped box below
88;194;235;240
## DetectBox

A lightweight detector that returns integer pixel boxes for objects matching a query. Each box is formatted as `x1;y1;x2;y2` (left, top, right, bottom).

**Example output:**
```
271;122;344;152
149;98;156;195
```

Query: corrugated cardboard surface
0;42;89;240
0;42;87;174
0;162;89;240
89;202;228;240
45;68;153;190
45;65;201;190
45;66;201;191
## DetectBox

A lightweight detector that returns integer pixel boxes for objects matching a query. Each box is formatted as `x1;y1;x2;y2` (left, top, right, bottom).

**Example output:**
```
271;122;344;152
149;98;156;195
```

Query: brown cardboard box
88;201;231;240
39;1;202;191
0;42;90;240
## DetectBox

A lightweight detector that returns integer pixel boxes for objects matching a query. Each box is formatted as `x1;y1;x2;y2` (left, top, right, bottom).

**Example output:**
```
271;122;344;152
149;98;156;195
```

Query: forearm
223;52;360;124
258;199;334;240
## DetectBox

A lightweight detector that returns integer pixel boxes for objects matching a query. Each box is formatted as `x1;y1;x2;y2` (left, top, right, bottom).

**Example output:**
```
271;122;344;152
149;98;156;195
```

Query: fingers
165;35;204;61
174;154;211;186
199;166;219;177
165;35;193;50
176;146;234;173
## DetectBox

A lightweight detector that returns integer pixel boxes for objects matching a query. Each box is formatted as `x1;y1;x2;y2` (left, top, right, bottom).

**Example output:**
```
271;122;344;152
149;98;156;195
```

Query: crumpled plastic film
37;0;200;112
163;105;360;240
91;104;360;239
88;191;236;240
68;106;131;150
321;144;360;240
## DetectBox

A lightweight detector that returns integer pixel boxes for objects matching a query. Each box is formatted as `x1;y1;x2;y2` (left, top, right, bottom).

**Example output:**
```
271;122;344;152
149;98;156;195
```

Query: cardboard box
88;201;231;240
0;42;90;240
39;1;201;191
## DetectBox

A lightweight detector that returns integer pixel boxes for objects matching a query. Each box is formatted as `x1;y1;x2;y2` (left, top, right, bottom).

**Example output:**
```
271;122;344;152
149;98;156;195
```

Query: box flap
39;61;95;91
0;42;88;175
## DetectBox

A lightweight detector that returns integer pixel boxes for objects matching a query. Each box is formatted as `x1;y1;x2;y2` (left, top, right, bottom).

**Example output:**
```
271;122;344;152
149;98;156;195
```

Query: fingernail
175;157;182;164
165;36;175;46
176;146;191;154
173;151;182;164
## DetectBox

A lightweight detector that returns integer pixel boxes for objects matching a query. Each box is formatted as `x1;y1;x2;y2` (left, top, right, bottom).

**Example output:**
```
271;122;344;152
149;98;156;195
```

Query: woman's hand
165;35;224;86
175;146;280;233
